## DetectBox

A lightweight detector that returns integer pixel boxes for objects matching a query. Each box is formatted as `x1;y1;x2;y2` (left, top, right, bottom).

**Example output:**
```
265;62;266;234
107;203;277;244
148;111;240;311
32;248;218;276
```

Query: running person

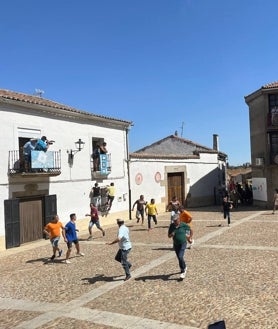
145;198;158;230
64;213;84;264
86;203;105;240
43;215;64;261
132;195;147;224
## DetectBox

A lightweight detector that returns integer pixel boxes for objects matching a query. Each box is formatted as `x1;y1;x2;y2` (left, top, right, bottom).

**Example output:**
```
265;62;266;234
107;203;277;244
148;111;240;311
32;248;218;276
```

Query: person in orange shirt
179;206;194;248
43;215;65;261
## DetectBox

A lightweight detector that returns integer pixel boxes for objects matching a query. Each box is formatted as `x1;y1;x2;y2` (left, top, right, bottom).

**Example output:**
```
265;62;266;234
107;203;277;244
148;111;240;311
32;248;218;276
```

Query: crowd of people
227;180;253;207
43;192;197;281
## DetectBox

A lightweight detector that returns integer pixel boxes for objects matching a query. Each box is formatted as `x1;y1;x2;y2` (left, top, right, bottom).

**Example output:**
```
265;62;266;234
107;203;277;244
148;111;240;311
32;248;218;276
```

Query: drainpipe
125;127;132;220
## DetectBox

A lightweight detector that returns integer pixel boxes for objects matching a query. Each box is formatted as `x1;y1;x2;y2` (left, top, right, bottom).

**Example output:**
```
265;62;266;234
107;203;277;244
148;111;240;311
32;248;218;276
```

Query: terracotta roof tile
0;89;132;125
262;81;278;89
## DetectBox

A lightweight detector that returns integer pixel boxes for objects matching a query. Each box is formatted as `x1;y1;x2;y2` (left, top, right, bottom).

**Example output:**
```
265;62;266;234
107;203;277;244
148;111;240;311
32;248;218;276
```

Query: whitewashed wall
0;104;130;239
130;152;221;209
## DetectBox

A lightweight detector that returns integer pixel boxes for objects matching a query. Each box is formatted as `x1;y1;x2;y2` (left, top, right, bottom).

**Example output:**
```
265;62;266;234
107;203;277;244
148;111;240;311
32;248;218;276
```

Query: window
268;95;278;126
269;94;278;112
270;132;278;164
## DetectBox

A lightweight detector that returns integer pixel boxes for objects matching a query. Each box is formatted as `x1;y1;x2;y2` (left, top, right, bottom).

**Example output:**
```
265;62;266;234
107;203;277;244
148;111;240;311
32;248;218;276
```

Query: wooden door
19;199;43;244
167;172;184;205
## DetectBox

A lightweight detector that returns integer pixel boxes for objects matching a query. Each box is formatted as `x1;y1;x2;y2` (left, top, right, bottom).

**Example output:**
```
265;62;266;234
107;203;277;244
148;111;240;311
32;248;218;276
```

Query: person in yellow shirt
107;182;115;210
145;198;158;231
179;205;194;249
43;215;65;261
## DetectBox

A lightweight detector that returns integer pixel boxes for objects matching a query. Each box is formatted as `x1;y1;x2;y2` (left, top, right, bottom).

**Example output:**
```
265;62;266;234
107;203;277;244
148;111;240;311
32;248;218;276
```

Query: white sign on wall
252;177;267;201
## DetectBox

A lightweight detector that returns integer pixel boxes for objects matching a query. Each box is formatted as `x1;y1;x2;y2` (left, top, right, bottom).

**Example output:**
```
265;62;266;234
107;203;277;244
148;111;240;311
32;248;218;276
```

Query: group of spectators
23;136;52;172
227;180;253;207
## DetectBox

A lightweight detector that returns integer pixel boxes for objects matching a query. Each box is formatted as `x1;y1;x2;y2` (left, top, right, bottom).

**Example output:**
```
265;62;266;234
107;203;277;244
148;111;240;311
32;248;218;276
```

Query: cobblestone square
0;206;277;329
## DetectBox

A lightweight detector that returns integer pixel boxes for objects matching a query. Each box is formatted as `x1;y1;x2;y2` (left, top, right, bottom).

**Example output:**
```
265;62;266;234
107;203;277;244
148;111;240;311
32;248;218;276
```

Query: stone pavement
0;206;277;329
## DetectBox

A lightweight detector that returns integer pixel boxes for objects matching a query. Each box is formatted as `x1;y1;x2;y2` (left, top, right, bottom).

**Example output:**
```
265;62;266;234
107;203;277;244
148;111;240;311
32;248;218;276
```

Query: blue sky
1;0;278;165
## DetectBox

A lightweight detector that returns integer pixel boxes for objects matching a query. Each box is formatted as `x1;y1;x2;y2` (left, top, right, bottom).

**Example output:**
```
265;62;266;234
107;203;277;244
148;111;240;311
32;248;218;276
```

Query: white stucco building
129;134;227;210
0;89;132;250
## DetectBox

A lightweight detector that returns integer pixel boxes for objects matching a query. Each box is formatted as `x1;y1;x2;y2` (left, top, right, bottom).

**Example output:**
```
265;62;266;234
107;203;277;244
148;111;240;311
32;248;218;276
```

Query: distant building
129;134;227;209
245;81;278;207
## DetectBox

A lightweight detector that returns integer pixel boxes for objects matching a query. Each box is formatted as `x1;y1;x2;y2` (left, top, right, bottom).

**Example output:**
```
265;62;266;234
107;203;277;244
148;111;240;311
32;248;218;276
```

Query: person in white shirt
107;218;132;281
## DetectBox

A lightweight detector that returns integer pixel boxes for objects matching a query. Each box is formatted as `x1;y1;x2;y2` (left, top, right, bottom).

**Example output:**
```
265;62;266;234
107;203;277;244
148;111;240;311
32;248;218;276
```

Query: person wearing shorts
86;203;105;240
132;195;147;224
43;215;64;261
64;213;84;264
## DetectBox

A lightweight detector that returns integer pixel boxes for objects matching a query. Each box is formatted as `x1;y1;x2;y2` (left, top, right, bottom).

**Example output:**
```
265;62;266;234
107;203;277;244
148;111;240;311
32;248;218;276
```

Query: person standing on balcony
35;136;49;152
23;138;37;172
92;144;100;171
100;142;108;154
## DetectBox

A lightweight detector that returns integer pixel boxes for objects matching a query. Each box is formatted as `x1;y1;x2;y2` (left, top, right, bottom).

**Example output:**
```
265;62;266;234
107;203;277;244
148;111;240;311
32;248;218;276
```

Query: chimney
213;134;219;151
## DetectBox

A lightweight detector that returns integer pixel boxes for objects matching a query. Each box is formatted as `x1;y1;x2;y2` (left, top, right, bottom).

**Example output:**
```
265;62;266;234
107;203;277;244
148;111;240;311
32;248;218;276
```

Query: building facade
0;89;132;250
245;81;278;207
129;134;227;210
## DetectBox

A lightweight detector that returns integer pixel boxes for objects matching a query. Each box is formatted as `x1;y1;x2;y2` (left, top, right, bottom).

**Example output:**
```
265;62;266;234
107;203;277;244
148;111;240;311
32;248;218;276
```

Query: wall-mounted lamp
67;138;85;166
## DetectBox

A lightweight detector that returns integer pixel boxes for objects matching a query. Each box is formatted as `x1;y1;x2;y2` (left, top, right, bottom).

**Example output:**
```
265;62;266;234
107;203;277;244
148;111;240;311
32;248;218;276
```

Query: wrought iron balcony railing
91;153;111;178
8;150;61;176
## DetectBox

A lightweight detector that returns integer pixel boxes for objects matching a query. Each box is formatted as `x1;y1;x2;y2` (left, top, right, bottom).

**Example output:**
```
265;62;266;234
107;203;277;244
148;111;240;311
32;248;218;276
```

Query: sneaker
180;267;187;279
65;259;71;264
50;254;55;260
87;236;93;241
124;275;131;281
58;250;63;257
102;231;105;237
76;252;85;256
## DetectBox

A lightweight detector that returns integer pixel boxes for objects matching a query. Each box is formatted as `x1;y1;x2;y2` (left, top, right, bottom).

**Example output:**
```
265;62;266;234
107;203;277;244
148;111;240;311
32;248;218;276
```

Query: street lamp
67;138;85;166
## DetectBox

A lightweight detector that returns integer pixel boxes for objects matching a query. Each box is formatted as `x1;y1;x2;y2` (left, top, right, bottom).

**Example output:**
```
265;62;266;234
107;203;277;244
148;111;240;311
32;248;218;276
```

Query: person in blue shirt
107;218;132;281
63;213;84;264
35;136;49;152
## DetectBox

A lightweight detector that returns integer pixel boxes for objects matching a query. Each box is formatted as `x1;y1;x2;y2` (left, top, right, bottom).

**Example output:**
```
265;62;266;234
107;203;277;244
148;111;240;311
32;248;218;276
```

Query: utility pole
180;121;184;137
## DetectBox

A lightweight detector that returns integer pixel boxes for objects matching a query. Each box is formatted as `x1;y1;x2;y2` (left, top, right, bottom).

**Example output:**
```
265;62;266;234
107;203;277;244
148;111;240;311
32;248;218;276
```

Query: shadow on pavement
135;272;181;282
81;274;123;284
26;257;65;265
152;247;173;251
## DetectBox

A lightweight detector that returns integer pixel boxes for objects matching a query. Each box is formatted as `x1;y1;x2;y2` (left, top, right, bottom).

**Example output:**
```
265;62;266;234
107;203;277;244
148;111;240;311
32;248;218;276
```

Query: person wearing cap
35;136;49;152
168;214;192;279
107;218;132;281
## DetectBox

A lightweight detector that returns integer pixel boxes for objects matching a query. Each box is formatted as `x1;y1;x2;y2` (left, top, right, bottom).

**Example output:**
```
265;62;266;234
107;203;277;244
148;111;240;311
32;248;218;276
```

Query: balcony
91;153;111;179
8;150;61;176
